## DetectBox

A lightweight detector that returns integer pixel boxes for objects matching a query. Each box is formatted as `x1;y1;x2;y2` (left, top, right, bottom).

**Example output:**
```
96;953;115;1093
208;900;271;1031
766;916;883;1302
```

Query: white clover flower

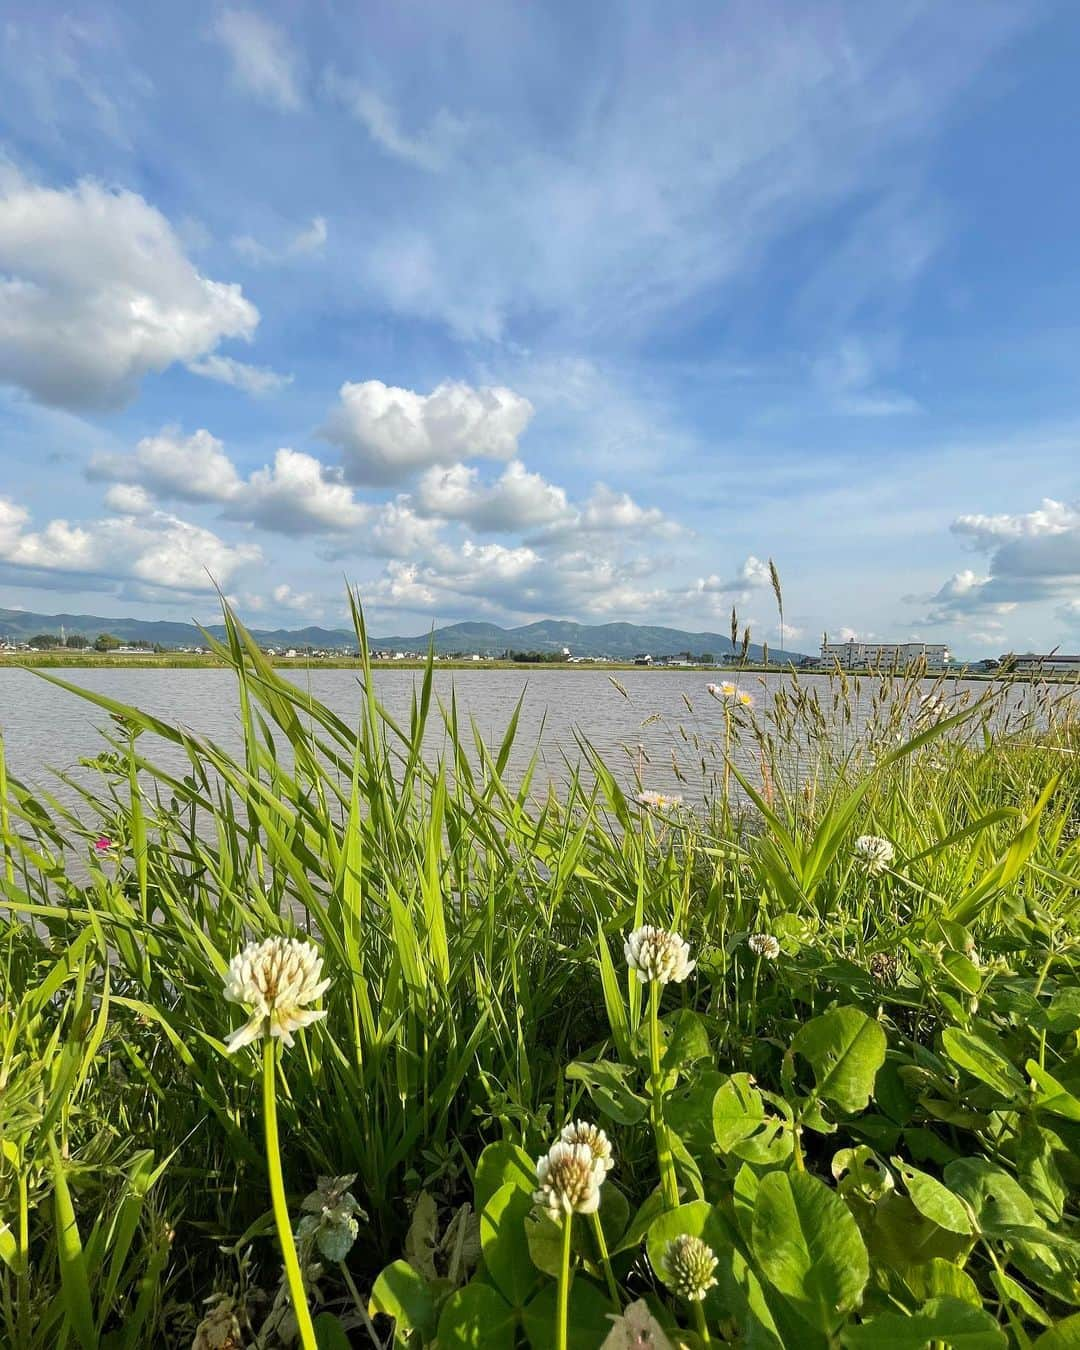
534;1141;607;1221
624;925;695;985
853;835;894;875
559;1120;614;1173
223;936;330;1052
748;932;780;960
635;789;683;811
662;1234;719;1302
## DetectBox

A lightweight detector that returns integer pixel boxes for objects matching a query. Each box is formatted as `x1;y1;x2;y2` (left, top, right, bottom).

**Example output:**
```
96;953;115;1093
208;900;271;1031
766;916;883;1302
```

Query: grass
0;598;1077;1347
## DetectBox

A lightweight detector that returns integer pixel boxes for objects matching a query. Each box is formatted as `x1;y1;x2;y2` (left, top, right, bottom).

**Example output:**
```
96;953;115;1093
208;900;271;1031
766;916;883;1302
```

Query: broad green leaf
474;1141;536;1214
941;1028;1026;1100
521;1280;614;1350
1035;1314;1080;1348
565;1059;649;1125
841;1296;1006;1349
481;1183;542;1308
313;1312;353;1350
437;1282;518;1348
903;1259;982;1308
943;1158;1037;1231
751;1170;869;1333
1027;1062;1080;1122
791;1007;887;1113
891;1158;974;1235
712;1074;765;1152
369;1260;437;1340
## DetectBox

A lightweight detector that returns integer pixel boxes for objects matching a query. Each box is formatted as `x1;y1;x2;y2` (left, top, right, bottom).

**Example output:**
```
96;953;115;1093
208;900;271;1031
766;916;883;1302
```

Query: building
1006;653;1080;674
821;639;950;670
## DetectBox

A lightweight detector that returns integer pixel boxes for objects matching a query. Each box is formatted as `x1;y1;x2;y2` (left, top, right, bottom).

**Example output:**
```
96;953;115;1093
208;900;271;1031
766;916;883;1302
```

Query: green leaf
791;1007;887;1113
481;1183;542;1308
903;1259;983;1308
841;1296;1007;1349
313;1312;353;1350
751;1169;869;1334
1034;1314;1080;1348
712;1074;766;1152
474;1141;536;1214
369;1260;437;1340
659;1009;712;1073
565;1059;649;1125
891;1158;974;1235
49;1136;99;1350
522;1280;614;1349
437;1282;518;1348
943;1158;1037;1231
941;1028;1027;1100
1027;1062;1080;1122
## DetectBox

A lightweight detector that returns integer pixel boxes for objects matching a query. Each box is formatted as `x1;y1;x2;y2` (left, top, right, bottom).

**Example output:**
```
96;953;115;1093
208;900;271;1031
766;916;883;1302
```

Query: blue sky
0;1;1078;654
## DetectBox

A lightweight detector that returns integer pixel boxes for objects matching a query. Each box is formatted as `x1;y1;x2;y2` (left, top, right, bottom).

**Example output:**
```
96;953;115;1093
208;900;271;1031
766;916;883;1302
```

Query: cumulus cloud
90;429;373;539
920;498;1080;624
212;9;301;110
320;380;534;485
0;494;261;592
415;461;571;532
0;169;259;410
90;429;243;504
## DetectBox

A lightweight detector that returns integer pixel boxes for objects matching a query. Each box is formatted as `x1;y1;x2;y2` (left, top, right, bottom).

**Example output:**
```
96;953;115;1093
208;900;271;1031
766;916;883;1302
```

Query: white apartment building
821;639;951;670
1008;653;1080;674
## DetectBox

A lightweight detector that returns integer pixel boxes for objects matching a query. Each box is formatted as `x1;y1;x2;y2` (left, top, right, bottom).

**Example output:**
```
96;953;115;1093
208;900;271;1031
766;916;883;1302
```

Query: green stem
263;1040;318;1350
589;1209;620;1307
339;1261;385;1350
0;730;13;887
648;983;679;1208
692;1299;712;1345
556;1213;573;1350
16;1166;29;1344
747;953;762;1047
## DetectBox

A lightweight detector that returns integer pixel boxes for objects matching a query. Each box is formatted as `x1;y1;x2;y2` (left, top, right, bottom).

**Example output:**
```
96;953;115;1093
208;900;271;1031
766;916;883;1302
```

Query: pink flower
93;836;112;853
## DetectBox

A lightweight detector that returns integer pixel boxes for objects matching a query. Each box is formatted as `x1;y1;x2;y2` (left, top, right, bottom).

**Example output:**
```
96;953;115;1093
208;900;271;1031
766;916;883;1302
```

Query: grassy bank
1;602;1078;1348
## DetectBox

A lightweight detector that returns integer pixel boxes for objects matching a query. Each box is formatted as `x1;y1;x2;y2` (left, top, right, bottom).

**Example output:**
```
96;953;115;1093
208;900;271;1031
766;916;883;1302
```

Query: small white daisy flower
853;835;894;875
624;925;695;985
662;1234;719;1302
635;789;683;811
559;1120;614;1173
223;936;330;1052
748;932;780;960
534;1141;607;1222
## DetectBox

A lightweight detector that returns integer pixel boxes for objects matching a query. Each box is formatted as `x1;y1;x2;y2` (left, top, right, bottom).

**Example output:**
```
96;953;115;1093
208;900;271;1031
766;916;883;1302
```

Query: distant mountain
0;607;807;662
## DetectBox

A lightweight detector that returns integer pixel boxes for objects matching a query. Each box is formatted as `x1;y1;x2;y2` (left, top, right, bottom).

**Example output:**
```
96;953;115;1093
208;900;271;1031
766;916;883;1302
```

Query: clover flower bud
662;1233;719;1302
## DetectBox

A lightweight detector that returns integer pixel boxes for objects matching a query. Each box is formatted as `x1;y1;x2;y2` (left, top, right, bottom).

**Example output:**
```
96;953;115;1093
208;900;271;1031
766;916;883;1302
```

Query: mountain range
0;607;807;662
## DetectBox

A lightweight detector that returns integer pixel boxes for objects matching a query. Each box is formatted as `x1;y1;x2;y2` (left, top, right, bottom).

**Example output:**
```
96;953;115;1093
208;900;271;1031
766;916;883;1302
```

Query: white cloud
90;429;243;504
103;483;154;515
186;354;293;395
367;499;444;558
415;460;571;532
812;337;920;417
212;10;301;110
230;448;370;535
272;583;317;612
325;72;467;172
321;379;534;485
90;430;372;538
579;484;676;534
0;494;261;592
922;498;1080;625
233;215;327;266
0;169;258;410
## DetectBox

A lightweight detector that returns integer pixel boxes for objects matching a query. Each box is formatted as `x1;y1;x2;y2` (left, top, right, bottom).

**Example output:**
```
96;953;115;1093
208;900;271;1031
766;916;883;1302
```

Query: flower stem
556;1212;573;1350
263;1040;318;1350
648;983;679;1209
589;1209;620;1307
693;1299;712;1345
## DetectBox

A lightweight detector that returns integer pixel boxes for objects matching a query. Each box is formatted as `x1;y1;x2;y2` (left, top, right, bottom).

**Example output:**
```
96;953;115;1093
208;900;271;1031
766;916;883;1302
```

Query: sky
0;1;1078;656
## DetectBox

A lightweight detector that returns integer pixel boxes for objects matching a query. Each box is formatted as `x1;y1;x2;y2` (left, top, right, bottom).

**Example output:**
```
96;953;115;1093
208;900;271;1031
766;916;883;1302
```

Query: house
633;653;653;665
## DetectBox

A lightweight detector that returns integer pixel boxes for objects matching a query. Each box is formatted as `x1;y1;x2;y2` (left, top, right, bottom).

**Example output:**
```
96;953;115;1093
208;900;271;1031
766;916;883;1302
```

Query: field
1;602;1078;1348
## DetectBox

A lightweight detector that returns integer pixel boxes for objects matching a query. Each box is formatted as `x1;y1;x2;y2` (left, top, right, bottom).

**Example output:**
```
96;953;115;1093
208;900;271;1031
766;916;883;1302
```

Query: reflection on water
0;666;1072;813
